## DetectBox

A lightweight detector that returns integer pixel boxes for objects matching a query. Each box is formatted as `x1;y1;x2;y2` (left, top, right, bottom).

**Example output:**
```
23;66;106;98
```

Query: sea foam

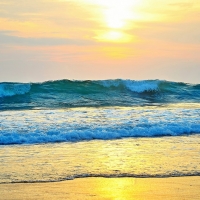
0;105;200;145
98;79;160;92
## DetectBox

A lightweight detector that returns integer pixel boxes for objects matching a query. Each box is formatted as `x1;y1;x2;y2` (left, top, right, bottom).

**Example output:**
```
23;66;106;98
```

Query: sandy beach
0;176;200;200
1;0;200;200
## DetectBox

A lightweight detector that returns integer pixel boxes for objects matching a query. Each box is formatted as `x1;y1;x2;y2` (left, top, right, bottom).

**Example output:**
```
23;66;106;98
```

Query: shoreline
0;176;200;200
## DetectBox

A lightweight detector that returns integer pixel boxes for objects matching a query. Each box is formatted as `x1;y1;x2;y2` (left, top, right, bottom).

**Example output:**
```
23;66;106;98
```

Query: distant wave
0;79;200;110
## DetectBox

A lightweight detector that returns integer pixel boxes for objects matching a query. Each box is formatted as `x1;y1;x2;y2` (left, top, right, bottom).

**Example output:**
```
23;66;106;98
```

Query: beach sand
0;176;200;200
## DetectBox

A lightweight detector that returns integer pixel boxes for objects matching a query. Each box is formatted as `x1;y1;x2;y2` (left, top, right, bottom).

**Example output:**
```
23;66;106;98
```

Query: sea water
0;79;200;183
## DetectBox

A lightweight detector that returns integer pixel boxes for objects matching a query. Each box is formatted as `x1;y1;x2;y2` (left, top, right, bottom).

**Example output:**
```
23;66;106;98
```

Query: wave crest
97;79;160;93
0;79;200;110
0;83;31;98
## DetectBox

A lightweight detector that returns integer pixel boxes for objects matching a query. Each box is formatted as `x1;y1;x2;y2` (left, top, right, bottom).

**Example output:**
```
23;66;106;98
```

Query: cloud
130;9;200;45
168;2;194;8
0;31;96;46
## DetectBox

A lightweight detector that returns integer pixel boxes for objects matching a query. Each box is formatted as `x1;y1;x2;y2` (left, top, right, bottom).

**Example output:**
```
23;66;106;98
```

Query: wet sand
0;176;200;200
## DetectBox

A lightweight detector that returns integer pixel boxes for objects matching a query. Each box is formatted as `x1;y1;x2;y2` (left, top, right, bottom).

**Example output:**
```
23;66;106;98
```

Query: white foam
0;104;200;144
123;80;160;93
0;83;31;97
98;79;160;93
0;123;200;145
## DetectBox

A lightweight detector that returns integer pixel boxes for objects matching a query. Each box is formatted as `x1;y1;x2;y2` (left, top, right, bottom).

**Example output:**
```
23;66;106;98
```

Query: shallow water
0;135;200;183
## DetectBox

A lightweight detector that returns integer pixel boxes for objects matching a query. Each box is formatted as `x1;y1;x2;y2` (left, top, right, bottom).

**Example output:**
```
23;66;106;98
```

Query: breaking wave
0;79;199;110
0;83;31;98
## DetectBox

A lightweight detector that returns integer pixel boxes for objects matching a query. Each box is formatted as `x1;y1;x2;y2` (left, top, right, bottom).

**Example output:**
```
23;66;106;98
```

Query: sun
103;1;141;29
105;7;132;29
90;0;141;42
90;0;141;28
74;0;142;42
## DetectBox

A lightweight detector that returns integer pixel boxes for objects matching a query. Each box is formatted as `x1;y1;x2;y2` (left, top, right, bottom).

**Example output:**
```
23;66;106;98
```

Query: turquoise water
1;79;200;110
0;79;200;183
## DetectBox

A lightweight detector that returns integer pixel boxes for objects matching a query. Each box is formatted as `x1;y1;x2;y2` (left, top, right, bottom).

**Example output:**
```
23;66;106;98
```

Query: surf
1;105;200;145
0;79;200;110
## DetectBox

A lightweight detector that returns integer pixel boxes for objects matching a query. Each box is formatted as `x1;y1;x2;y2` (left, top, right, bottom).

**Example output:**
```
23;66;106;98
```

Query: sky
0;0;200;83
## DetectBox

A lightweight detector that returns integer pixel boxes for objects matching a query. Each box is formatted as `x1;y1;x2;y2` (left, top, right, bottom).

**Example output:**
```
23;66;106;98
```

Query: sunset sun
102;0;140;29
89;0;141;42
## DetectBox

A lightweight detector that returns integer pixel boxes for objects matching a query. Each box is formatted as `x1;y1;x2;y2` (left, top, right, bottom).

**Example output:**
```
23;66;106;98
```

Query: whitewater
0;79;200;183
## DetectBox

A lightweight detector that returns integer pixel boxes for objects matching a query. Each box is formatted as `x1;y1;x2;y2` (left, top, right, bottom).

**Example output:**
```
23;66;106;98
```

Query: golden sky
0;0;200;83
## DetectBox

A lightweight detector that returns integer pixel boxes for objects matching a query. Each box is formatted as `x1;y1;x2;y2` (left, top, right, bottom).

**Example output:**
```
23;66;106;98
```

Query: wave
1;126;200;145
0;79;200;110
98;79;160;92
0;83;31;98
2;172;200;184
1;105;200;145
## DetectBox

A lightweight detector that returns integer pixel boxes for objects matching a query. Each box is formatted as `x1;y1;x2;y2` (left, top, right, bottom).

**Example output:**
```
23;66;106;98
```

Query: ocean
0;79;200;183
